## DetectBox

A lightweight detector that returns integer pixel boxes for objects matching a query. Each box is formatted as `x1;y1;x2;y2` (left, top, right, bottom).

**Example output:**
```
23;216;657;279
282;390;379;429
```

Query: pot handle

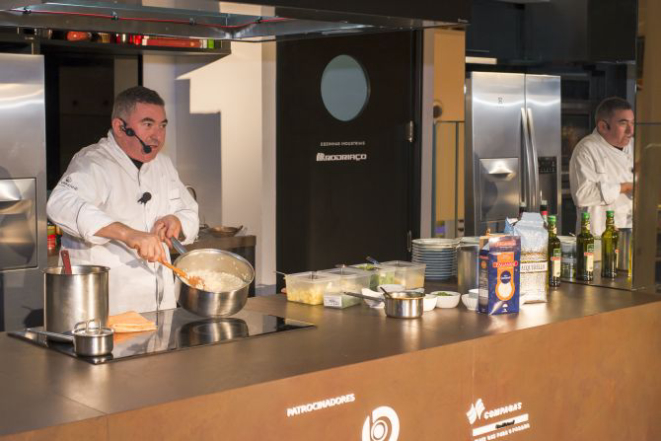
27;328;75;343
171;238;188;256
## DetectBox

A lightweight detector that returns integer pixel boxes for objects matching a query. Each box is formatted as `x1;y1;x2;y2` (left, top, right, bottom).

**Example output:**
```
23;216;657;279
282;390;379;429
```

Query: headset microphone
120;119;153;154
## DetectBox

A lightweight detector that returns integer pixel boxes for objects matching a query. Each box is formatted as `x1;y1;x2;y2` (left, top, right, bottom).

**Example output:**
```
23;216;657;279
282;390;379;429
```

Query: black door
277;31;421;277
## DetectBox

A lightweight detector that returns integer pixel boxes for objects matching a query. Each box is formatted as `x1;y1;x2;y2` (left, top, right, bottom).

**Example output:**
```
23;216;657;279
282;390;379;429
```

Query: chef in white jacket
47;86;199;314
569;97;634;236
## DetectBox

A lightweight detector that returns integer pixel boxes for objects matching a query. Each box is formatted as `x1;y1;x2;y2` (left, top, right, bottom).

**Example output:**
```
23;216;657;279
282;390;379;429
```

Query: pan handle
27;328;75;343
170;237;188;256
343;291;385;303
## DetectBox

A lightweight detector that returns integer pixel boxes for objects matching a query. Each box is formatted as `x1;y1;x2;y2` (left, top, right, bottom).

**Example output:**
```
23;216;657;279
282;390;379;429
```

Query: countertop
0;283;659;438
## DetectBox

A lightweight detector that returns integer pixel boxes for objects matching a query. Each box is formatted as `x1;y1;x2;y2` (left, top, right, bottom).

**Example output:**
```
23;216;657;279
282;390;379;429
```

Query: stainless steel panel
478;158;520;222
465;72;525;235
0;179;37;270
0;53;46;331
525;75;562;225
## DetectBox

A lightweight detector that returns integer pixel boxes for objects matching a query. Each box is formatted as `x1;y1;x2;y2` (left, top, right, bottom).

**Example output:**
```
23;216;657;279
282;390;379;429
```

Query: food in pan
186;269;245;292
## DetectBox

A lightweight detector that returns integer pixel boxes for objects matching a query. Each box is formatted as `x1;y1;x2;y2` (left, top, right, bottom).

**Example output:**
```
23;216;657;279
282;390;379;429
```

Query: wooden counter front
0;284;659;440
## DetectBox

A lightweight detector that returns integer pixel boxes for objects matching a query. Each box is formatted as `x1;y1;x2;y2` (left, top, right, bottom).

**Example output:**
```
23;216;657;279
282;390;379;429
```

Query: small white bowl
422;294;438;312
468;289;479;299
432;291;461;308
462;294;478;311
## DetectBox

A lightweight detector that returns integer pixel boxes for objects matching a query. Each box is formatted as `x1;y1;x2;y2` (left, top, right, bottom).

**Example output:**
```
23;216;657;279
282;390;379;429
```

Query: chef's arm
47;170;115;246
164;162;199;245
620;182;633;195
96;222;165;262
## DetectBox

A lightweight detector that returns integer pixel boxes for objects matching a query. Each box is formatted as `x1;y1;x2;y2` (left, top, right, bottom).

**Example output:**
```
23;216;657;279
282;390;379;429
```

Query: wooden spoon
160;259;206;289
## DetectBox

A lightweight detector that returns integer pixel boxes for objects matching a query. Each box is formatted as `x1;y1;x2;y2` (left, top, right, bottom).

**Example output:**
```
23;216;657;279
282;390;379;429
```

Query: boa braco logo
362;406;400;441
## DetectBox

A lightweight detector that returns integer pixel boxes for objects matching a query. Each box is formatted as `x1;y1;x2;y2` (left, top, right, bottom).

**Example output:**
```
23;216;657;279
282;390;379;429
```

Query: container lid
380;260;425;269
318;267;371;280
285;271;340;282
350;263;396;273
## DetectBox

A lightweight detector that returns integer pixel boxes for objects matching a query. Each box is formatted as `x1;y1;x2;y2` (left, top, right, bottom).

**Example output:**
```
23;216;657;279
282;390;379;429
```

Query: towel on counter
107;311;157;333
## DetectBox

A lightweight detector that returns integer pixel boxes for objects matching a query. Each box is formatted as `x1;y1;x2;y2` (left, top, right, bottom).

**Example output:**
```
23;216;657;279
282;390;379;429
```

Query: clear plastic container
379;260;426;289
285;271;340;305
349;263;397;290
318;267;372;293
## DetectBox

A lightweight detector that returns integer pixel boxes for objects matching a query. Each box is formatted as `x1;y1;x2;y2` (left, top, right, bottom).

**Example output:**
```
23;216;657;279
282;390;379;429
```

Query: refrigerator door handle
526;107;541;211
520;107;532;210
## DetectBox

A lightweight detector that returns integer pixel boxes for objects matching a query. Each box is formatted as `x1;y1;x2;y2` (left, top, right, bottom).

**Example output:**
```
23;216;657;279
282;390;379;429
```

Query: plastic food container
318;267;372;292
349;263;397;290
379;260;426;289
285;272;340;305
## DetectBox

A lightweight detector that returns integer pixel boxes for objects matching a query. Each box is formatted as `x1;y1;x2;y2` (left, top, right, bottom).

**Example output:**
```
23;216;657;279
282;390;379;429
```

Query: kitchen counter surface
0;283;659;439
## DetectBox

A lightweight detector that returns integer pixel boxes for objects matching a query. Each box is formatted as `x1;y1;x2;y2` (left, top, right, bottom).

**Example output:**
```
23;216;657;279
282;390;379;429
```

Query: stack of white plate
411;238;459;281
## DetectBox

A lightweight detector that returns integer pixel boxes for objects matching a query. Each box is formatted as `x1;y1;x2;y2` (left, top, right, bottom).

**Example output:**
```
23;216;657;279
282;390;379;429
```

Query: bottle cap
606;210;614;217
582;212;590;220
548;215;556;222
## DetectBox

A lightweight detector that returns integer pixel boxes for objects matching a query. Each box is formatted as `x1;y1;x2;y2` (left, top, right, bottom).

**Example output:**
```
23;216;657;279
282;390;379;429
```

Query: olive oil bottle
601;210;619;279
547;215;561;287
577;212;595;281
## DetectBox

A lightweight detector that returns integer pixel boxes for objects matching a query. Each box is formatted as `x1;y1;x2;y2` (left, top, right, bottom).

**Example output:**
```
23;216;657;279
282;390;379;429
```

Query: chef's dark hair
595;97;632;126
112;86;165;121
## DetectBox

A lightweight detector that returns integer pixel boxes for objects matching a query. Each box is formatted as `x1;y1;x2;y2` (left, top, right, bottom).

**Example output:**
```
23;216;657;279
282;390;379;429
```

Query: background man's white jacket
569;128;633;236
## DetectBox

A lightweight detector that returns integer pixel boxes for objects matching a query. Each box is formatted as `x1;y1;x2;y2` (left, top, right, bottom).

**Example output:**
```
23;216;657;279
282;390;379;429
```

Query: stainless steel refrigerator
465;71;562;235
0;53;47;331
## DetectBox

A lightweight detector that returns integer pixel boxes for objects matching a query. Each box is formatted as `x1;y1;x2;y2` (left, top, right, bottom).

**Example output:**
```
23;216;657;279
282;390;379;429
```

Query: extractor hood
0;0;471;41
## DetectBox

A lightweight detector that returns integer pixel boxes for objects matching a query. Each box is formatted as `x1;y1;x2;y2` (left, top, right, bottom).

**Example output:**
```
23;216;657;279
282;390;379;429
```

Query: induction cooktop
9;308;314;365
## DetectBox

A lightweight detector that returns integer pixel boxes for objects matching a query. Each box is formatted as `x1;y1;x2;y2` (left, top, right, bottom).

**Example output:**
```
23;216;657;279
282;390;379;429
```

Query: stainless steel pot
173;245;255;318
28;320;114;357
343;291;424;318
457;238;480;294
44;265;109;333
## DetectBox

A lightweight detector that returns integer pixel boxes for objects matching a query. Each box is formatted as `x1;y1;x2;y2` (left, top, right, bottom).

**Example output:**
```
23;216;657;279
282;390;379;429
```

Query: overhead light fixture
465;56;497;65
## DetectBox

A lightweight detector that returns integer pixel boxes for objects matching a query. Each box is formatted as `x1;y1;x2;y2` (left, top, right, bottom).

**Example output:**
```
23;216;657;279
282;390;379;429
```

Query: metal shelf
0;32;231;58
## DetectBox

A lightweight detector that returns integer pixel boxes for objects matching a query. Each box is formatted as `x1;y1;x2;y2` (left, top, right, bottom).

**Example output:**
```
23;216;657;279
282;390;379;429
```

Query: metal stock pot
44;265;109;333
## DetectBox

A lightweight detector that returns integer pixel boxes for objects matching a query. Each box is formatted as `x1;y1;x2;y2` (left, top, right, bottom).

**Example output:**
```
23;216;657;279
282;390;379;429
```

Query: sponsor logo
316;152;367;162
362;406;400;441
286;393;355;417
466;399;531;440
466;398;485;424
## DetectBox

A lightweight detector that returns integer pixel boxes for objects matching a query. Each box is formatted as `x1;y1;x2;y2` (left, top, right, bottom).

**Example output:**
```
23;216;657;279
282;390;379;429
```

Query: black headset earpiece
120;119;136;137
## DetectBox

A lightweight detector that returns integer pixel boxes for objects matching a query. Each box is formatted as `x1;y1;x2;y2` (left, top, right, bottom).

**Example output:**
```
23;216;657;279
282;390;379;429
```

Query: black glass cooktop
9;308;314;365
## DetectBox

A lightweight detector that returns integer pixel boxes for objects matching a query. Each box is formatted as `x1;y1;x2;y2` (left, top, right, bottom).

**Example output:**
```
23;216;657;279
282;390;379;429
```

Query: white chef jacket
569;128;633;236
47;131;199;315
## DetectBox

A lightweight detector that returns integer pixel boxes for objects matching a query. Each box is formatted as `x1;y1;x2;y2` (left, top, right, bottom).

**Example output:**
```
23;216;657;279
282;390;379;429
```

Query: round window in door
320;55;370;122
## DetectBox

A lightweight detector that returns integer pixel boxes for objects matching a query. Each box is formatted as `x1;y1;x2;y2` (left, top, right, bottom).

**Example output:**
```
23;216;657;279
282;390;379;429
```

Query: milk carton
478;235;521;315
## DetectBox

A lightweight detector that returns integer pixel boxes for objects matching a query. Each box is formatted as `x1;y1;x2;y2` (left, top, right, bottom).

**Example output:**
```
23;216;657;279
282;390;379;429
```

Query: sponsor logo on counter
316;152;368;162
362;406;400;441
286;393;356;417
466;399;531;441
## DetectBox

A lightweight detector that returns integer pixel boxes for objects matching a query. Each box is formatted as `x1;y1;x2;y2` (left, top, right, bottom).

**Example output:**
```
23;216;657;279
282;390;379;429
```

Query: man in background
569;97;634;236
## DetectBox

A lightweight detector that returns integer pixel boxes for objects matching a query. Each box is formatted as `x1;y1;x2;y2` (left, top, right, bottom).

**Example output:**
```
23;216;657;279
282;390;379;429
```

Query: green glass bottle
601;210;619;279
547;215;561;287
577;212;595;281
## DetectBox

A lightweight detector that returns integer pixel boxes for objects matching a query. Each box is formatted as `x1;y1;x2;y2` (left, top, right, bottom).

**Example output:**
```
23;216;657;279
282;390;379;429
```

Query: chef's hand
152;215;182;247
125;230;166;263
620;182;633;195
